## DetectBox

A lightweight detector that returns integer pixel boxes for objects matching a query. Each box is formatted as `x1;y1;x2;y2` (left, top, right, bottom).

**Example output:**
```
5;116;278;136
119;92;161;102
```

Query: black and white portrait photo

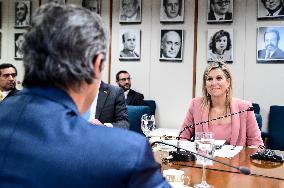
15;0;31;28
257;27;284;63
160;29;183;61
160;0;184;23
40;0;66;5
119;0;141;23
207;0;233;23
15;33;25;60
119;29;140;60
207;29;233;63
258;0;284;19
82;0;101;15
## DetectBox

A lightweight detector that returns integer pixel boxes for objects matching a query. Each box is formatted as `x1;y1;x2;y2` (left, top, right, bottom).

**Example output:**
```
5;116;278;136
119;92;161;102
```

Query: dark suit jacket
258;48;284;59
208;11;232;21
0;86;170;188
120;49;139;58
6;88;19;98
95;82;129;129
126;89;144;106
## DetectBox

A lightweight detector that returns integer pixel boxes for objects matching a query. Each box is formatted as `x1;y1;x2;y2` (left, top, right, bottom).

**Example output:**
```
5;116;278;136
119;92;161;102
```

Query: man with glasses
116;70;144;106
260;0;284;16
208;0;232;21
0;63;19;101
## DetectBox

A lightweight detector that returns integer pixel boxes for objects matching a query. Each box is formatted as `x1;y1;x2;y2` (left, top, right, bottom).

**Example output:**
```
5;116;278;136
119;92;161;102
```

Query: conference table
152;139;284;188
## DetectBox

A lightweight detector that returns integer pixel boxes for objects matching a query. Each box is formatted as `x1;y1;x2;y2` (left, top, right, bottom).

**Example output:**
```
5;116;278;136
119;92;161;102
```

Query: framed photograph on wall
15;0;31;28
160;0;184;23
14;33;25;60
257;26;284;63
207;28;233;63
207;0;233;23
81;0;101;15
160;29;183;62
0;33;1;59
257;0;284;20
119;29;141;61
40;0;66;5
0;3;2;29
119;0;142;23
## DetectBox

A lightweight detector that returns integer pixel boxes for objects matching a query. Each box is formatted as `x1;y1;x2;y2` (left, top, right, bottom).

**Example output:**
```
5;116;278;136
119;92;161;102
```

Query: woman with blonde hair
180;61;263;147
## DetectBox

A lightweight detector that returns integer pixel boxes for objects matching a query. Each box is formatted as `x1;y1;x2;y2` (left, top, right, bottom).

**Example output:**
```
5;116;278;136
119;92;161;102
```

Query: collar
214;12;225;20
124;89;130;99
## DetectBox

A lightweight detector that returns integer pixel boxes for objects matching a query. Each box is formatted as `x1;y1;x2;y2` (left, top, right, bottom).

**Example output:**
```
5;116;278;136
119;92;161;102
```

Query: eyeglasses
119;77;131;81
215;0;230;6
1;73;17;78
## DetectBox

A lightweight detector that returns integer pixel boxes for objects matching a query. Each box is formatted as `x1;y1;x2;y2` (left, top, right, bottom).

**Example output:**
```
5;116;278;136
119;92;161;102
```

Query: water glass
141;114;155;137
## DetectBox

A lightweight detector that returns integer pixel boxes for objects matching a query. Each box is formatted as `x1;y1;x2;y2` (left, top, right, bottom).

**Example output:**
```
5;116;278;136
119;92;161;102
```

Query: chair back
127;105;151;135
143;100;156;115
252;103;260;114
267;105;284;150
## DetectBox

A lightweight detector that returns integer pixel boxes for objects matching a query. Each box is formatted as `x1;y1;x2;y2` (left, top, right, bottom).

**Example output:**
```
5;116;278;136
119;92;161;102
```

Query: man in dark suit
261;0;284;16
120;31;140;58
116;70;144;106
258;29;284;60
86;81;129;129
0;63;19;101
208;0;232;21
0;4;170;188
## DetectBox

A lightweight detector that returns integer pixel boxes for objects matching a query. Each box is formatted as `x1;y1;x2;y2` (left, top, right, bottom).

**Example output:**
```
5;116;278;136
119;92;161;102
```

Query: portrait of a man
258;0;284;19
160;30;183;61
82;0;101;15
207;0;233;23
257;27;284;63
119;29;140;60
15;0;30;28
119;0;141;23
15;33;25;59
40;0;66;5
160;0;184;23
207;29;233;63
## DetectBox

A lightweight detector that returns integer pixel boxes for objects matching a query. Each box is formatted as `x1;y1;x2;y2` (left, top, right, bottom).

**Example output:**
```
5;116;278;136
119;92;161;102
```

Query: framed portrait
119;0;142;23
0;33;1;59
160;29;183;62
14;33;25;60
207;0;233;24
0;3;2;29
15;0;31;28
40;0;66;5
257;26;284;63
81;0;101;15
160;0;185;23
257;0;284;20
207;28;233;63
119;29;141;61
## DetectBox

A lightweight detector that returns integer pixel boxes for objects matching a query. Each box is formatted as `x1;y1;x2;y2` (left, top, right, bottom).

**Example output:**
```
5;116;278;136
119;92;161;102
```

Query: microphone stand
171;107;254;162
151;141;251;175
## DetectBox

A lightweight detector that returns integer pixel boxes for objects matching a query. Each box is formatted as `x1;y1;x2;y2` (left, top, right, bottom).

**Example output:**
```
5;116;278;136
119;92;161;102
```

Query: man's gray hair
22;3;108;89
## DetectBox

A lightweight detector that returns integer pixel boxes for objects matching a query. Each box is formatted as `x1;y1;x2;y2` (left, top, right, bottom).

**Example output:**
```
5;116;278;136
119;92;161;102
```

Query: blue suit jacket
0;86;170;188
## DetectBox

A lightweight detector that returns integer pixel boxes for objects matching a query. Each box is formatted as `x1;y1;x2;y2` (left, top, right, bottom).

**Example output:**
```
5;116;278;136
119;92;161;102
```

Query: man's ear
92;54;104;79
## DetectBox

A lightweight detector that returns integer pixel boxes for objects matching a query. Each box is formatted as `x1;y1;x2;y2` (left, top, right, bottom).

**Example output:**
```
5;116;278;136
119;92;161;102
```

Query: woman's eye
216;76;223;80
207;77;213;81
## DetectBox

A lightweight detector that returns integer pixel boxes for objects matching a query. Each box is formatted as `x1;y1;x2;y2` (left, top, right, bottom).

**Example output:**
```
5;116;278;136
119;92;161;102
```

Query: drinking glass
194;132;215;188
141;114;156;137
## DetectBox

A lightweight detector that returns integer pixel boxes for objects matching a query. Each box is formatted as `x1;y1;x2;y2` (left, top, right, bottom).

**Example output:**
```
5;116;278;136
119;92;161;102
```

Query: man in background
261;0;284;16
160;30;182;59
258;29;284;60
0;63;18;101
208;0;232;21
120;31;140;58
162;0;182;19
120;0;141;22
0;4;170;188
116;70;144;106
82;0;100;14
15;1;29;27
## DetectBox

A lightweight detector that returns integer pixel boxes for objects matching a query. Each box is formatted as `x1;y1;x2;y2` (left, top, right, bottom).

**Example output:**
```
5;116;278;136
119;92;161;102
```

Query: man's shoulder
129;89;143;97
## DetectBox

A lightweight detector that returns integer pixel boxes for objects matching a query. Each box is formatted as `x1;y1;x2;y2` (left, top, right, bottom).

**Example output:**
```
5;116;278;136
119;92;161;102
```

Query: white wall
1;0;283;131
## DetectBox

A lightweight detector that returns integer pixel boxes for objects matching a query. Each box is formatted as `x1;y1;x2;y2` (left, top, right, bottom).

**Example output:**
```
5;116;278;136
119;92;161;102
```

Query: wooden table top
154;148;284;188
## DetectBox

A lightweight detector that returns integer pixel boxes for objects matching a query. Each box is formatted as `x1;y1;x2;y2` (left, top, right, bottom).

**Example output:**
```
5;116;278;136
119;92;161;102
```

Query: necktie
265;51;271;59
0;91;3;101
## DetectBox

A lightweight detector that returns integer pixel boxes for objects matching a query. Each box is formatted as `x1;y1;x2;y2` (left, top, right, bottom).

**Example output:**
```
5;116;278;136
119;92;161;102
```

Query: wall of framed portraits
0;0;283;131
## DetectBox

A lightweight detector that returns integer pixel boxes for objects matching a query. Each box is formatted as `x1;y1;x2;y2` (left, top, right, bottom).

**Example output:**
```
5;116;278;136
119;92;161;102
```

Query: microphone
151;141;251;175
171;107;254;162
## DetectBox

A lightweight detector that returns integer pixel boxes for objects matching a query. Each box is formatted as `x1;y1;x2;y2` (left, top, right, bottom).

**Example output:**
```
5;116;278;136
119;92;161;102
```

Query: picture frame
119;29;141;61
257;26;284;63
207;28;233;63
0;3;2;29
0;33;1;59
81;0;101;15
257;0;284;20
40;0;66;5
119;0;142;23
15;0;31;28
160;0;185;23
14;33;25;60
160;29;183;62
207;0;233;24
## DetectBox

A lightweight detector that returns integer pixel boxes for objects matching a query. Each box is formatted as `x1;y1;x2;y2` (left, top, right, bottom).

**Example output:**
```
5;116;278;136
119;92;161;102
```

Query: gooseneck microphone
151;141;251;175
